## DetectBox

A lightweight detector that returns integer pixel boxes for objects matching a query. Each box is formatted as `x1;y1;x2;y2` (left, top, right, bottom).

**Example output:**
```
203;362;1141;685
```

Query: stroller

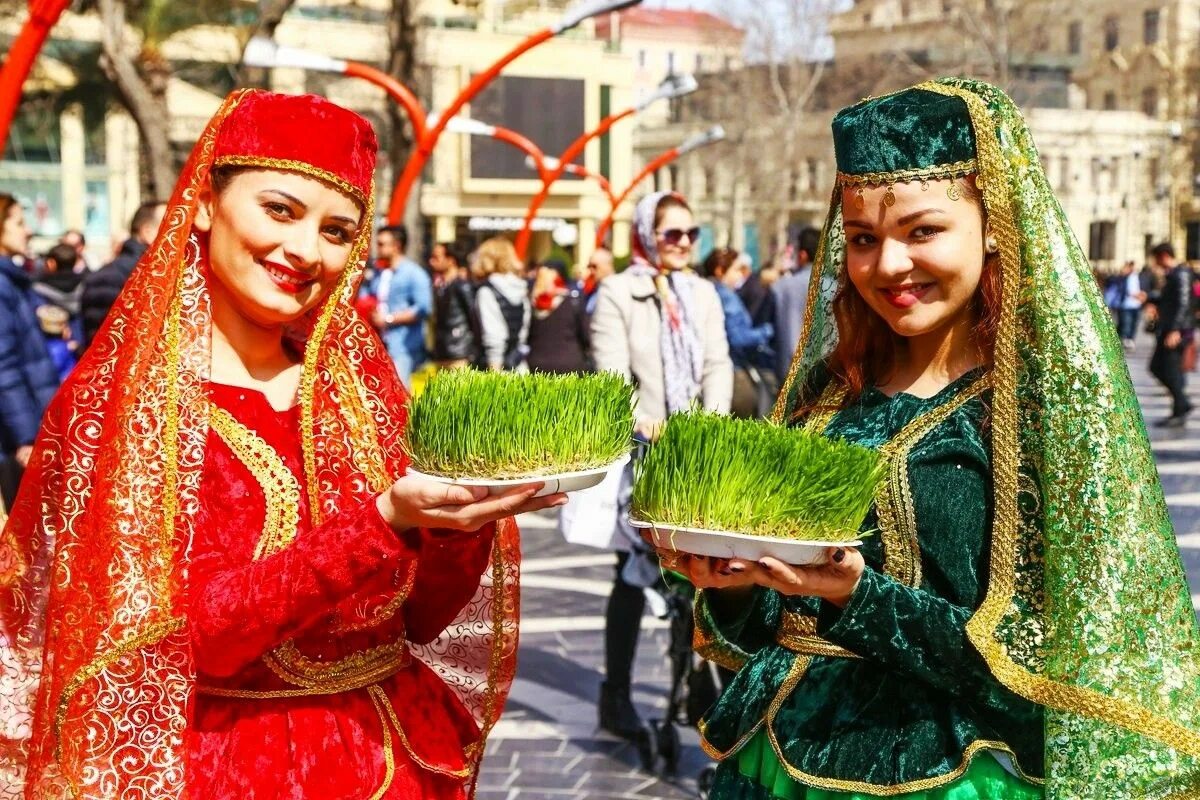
642;569;727;797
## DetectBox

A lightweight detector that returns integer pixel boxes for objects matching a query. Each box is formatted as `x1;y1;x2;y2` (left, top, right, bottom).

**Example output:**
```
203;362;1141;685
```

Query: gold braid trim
373;685;475;778
920;79;1200;758
692;591;752;672
208;403;300;559
213;155;368;208
775;613;859;659
836;159;978;188
771;186;841;424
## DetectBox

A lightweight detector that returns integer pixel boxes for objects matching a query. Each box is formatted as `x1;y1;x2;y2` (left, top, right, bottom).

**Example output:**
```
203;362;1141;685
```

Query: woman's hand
658;550;759;591
377;475;567;533
750;548;865;607
633;417;665;444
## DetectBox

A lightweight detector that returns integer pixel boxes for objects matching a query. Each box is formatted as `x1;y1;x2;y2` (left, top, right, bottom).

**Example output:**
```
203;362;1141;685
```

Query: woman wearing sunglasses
590;191;732;748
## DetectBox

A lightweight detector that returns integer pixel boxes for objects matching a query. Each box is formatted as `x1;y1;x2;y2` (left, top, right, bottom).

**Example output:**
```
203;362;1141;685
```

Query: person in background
1113;260;1147;350
35;305;76;381
58;228;92;272
32;243;84;360
735;253;776;333
527;258;591;374
429;238;479;369
474;237;530;371
79;199;166;348
1149;242;1195;427
370;224;432;385
590;191;731;749
583;246;615;315
702;247;776;417
0;192;58;510
772;226;819;381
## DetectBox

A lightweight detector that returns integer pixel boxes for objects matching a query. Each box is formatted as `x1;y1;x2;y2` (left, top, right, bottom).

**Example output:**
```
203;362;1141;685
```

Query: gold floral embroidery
836;159;978;189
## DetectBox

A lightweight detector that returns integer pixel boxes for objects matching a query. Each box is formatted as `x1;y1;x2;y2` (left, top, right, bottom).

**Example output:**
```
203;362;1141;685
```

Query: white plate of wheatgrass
628;411;881;565
403;370;634;498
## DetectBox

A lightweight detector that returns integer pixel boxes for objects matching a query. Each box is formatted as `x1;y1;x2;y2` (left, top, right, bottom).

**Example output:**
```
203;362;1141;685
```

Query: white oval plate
407;452;631;498
628;519;861;566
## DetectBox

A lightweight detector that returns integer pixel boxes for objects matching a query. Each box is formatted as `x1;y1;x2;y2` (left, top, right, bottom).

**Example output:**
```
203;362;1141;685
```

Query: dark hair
378;224;408;250
46;243;78;272
130;200;165;238
437;239;470;267
537;257;569;282
653;194;691;229
62;228;85;247
0;193;18;235
701;247;740;279
1151;242;1175;259
796;226;820;260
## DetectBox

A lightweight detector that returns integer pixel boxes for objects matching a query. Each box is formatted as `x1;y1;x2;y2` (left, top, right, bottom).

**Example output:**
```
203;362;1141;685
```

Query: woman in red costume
0;90;564;799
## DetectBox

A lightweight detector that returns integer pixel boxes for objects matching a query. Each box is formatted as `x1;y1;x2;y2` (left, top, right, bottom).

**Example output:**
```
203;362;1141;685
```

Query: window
1103;91;1117;110
1059;156;1071;192
695;52;704;72
637;49;646;68
667;51;675;74
1104;16;1119;51
1187;221;1200;261
808;158;820;192
668;164;679;191
900;0;911;18
1068;21;1082;54
1144;9;1160;44
789;169;800;201
1088;220;1117;260
1149;156;1161;191
703;167;716;198
652;168;661;192
1142;86;1159;116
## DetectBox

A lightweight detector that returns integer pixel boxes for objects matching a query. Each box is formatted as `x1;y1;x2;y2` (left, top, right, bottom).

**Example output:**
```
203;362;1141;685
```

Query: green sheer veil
773;78;1200;799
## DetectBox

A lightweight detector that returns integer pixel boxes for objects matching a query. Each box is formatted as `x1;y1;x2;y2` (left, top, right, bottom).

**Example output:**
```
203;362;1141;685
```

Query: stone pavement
482;333;1200;800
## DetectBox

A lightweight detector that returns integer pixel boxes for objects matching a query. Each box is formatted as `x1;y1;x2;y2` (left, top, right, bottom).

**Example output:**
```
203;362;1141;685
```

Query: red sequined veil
0;89;521;798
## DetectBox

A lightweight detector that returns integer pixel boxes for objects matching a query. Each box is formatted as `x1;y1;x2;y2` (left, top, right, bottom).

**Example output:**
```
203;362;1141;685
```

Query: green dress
696;369;1045;798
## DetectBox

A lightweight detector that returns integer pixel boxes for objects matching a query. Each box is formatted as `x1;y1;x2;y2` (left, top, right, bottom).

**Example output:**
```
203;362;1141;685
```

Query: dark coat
0;256;59;453
80;238;147;348
431;277;480;363
1157;264;1195;335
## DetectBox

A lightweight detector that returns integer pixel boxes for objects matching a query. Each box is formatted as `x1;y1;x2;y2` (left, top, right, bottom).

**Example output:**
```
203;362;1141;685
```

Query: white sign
467;216;567;232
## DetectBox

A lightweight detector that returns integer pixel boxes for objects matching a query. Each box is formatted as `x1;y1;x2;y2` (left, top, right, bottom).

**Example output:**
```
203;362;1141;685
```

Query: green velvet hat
832;87;977;190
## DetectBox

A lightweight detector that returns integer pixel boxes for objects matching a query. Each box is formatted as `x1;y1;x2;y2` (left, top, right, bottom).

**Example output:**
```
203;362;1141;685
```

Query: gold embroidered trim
213;155;368;208
208;403;301;559
775;612;859;659
366;685;399;800
692;591;752;672
53;618;187;761
877;375;991;589
921;80;1200;758
373;685;475;778
836;160;978;189
263;640;411;693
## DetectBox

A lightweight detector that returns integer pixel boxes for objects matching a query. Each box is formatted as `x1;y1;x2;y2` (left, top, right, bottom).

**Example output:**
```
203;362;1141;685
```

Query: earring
883;186;896;207
985;236;999;254
946;183;961;201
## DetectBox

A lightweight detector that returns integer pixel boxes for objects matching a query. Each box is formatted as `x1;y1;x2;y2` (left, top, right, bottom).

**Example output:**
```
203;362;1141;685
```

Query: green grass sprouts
404;370;635;478
631;411;884;541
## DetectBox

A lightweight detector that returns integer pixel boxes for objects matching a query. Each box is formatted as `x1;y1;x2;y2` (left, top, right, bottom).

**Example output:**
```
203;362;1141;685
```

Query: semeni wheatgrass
631;411;884;542
404;370;635;479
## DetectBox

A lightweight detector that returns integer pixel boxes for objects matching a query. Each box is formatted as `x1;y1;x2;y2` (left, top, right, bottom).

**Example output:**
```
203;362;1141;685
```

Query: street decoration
243;0;643;225
0;0;72;159
594;124;725;248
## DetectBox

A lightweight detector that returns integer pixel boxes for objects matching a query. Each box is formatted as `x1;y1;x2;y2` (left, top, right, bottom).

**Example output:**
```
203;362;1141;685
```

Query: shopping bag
558;460;624;549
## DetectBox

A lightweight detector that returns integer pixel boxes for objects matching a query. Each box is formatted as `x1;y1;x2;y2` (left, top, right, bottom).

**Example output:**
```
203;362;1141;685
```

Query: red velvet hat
212;90;378;207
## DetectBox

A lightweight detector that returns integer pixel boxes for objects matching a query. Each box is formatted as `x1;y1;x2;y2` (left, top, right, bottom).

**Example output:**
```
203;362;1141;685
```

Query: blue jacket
0;257;59;453
371;257;432;364
713;280;774;370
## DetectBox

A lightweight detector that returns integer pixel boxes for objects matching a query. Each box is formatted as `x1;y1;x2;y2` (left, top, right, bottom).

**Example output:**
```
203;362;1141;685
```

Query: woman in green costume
659;79;1200;800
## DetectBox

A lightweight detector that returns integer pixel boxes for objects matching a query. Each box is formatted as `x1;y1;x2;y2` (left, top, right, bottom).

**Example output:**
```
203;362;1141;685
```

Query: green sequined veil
772;78;1200;799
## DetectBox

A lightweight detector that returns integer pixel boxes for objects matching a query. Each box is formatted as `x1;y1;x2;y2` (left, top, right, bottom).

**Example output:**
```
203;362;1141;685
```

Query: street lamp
531;155;616;207
513;71;698;258
594;124;725;248
241;0;644;224
444;115;555;183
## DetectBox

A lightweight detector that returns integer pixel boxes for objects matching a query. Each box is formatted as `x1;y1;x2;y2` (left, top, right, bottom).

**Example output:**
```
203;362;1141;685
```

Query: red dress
188;383;490;799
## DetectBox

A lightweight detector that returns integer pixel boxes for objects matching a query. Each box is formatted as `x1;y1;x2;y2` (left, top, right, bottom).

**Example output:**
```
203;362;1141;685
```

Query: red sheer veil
0;89;520;798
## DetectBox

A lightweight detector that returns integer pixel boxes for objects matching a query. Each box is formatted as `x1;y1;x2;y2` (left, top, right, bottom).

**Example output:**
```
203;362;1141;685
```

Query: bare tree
235;0;300;88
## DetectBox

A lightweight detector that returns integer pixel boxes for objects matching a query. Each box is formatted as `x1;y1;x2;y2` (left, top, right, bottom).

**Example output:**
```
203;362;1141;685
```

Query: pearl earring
985;236;999;254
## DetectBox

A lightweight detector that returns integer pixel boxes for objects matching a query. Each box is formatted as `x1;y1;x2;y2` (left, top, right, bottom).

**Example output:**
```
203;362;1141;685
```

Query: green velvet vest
695;369;1045;794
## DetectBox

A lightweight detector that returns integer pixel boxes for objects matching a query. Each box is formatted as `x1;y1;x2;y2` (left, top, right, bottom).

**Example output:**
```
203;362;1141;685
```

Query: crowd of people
1;79;1199;800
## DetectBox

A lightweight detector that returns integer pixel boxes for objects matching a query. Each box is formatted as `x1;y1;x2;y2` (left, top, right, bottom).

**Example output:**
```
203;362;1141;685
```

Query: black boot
598;681;656;769
598;680;643;737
